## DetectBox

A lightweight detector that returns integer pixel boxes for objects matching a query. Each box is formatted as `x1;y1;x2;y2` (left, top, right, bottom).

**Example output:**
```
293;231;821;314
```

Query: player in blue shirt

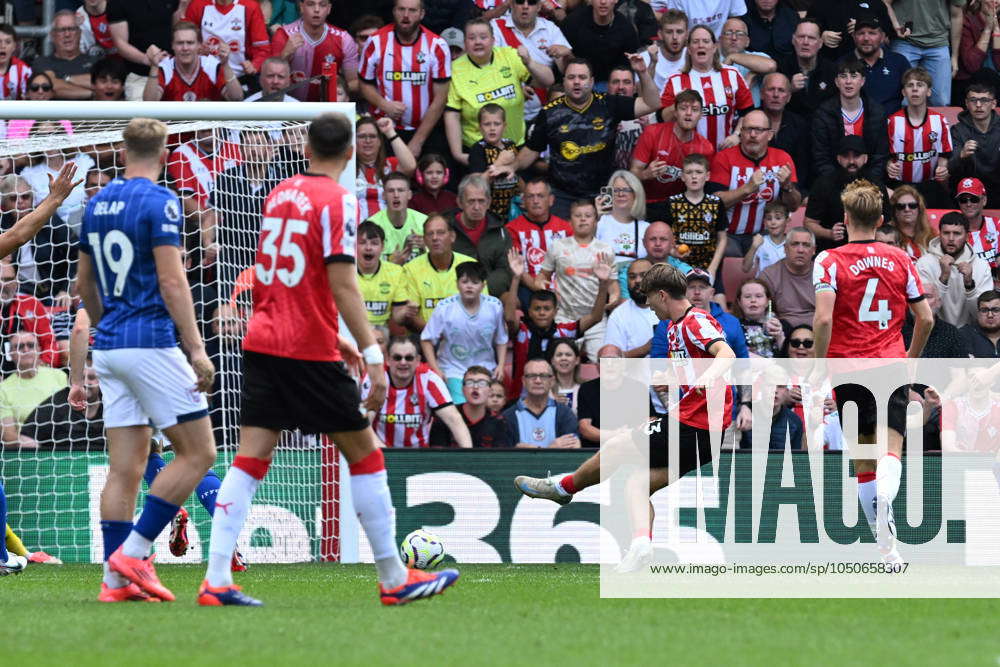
76;118;216;603
0;162;81;576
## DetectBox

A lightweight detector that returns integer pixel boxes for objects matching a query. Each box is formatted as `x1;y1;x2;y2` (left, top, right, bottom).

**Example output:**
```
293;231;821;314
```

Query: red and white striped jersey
813;241;924;358
887;109;952;184
0;58;32;101
76;6;115;56
940;395;1000;453
157;56;228;102
365;367;453;447
659;66;752;150
356;156;399;222
842;106;864;137
167;139;242;207
709;145;797;235
506;214;573;277
968;216;1000;268
271;19;357;102
663;306;733;431
359;24;452;131
184;0;271;77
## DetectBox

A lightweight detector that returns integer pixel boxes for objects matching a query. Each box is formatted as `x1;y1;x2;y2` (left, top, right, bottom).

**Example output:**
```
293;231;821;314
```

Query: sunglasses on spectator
979;307;1000;315
463;379;490;387
894;202;918;210
29;84;52;92
514;0;541;5
789;338;814;348
391;354;416;361
957;195;981;204
524;373;553;380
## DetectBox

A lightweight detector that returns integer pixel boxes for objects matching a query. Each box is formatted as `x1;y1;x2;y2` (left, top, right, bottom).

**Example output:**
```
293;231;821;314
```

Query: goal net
0;101;355;564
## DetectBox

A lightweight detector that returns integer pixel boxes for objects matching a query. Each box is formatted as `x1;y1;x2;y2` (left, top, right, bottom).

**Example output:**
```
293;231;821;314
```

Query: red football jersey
167;139;242;207
359;24;452;131
356;156;398;222
842;107;864;137
659;67;752;151
184;0;271;77
362;367;452;447
77;6;115;54
632;122;715;203
813;241;924;358
0;57;32;100
940;396;1000;452
887;109;952;184
709;146;797;235
157;56;227;102
506;214;572;277
664;306;733;431
243;174;358;362
271;19;357;102
967;216;1000;269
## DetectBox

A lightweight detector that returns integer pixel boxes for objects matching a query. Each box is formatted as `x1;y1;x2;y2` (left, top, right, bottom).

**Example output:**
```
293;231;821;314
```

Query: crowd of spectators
0;0;999;454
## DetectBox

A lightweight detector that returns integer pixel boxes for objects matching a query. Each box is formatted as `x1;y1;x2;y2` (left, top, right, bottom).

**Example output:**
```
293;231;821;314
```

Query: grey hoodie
947;110;1000;195
915;237;992;327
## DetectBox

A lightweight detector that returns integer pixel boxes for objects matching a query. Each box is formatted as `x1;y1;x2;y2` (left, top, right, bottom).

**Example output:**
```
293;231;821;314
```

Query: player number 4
88;230;134;297
256;217;308;287
858;277;892;330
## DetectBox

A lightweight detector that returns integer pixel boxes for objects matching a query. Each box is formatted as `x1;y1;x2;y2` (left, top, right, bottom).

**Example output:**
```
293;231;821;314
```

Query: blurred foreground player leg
74;118;217;602
199;113;458;607
812;179;933;564
0;161;80;576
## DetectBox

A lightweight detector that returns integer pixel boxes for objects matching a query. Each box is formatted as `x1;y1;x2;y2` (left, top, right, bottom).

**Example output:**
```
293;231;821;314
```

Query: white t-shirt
641;48;687;94
541;236;615;323
420;293;508;378
604;299;660;353
492;14;572;121
656;0;747;37
596;215;650;265
754;234;786;276
21;153;95;232
245;91;300;102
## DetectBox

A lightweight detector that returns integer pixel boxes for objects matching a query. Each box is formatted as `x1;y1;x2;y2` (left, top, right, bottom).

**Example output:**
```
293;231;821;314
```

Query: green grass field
4;563;999;666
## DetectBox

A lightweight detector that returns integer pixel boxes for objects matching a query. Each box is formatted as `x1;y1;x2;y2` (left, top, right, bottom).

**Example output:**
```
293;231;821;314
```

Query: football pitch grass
5;563;999;666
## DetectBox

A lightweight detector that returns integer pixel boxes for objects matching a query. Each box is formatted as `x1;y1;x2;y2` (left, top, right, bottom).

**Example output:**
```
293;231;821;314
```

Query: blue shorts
446;377;466;405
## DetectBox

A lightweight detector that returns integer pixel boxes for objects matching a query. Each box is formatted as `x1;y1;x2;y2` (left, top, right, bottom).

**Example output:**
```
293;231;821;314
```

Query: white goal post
0;100;356;564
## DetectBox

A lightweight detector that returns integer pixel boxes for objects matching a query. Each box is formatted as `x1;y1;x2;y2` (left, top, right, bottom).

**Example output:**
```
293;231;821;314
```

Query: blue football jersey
78;177;183;350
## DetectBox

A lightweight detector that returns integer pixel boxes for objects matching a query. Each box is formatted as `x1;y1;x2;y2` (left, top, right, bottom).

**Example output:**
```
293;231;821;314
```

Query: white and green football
400;529;446;570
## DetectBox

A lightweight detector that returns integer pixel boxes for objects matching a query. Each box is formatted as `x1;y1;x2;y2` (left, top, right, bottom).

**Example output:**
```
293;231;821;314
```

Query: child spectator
529;200;619;359
731;278;785;357
356;221;416;327
368;171;427;264
420;261;508;404
663;153;727;300
487;379;507;413
468;104;519;222
505;248;612;398
429;366;512;447
410;153;458;215
875;224;902;248
0;26;31;101
742;201;788;276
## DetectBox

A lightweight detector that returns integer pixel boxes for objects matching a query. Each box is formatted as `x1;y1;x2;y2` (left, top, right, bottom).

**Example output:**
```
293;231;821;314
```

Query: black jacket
947;110;1000;196
746;0;799;60
769;108;812;190
445;209;513;298
811;93;889;184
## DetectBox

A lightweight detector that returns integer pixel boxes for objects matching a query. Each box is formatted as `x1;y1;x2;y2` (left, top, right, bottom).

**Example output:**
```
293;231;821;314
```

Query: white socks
352;469;407;589
121;532;153;559
857;479;877;531
103;562;128;588
206;466;260;588
876;455;902;504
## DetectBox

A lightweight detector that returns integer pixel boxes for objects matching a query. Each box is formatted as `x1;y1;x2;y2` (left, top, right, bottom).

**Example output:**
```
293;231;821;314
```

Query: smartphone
599;186;613;199
903;20;913;33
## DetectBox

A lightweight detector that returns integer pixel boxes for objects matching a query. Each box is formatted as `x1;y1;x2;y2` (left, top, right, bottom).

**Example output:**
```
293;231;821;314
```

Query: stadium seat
579;363;599;381
788;205;805;228
925;209;948;232
722;256;754;306
930;106;963;128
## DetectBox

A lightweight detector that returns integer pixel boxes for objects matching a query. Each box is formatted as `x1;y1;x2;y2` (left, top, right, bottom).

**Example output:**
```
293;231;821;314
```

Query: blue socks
0;479;8;562
197;470;220;515
133;494;181;542
101;520;133;560
144;451;167;488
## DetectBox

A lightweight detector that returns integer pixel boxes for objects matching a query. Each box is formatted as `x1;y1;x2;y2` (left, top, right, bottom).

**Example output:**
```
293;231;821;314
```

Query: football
399;529;446;569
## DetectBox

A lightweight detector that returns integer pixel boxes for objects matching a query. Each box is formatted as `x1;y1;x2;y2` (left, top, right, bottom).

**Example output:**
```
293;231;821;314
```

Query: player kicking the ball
76;118;217;603
812;179;933;564
198;113;458;607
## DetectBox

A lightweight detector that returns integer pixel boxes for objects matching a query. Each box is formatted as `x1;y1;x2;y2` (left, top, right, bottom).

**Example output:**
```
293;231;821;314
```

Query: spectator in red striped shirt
956;177;1000;269
0;25;32;101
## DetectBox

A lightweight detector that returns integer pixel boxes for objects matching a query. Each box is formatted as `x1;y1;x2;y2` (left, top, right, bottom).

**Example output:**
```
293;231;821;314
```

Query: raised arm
0;163;79;259
579;254;613;331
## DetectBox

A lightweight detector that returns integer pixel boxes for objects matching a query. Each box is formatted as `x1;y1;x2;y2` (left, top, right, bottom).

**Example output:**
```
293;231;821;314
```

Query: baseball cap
956;177;986;197
441;27;464;49
837;134;867;156
685;268;713;285
854;12;881;32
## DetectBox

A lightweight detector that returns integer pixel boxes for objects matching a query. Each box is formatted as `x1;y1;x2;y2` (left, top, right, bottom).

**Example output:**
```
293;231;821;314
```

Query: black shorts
240;350;369;435
640;416;714;477
833;365;909;436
